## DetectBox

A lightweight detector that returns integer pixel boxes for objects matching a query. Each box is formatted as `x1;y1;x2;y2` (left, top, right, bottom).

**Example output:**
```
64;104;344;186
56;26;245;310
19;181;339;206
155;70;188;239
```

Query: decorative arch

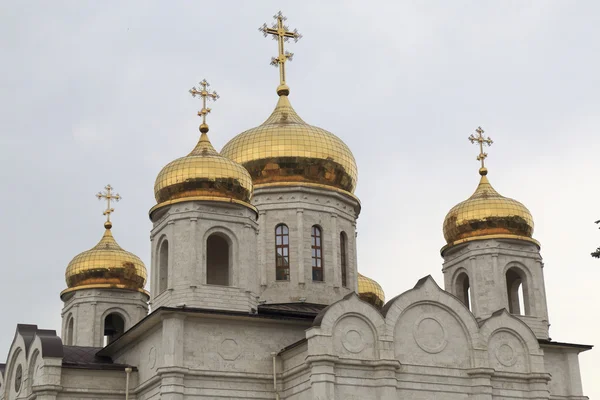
63;313;75;346
157;235;169;294
203;226;238;287
452;269;472;311
503;262;533;316
100;308;130;346
26;349;39;397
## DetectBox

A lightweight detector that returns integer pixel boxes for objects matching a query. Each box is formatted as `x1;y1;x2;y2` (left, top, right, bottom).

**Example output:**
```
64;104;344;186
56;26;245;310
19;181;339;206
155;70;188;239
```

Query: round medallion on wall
495;343;517;367
413;316;448;354
14;364;22;393
148;346;157;369
342;329;365;354
219;338;240;361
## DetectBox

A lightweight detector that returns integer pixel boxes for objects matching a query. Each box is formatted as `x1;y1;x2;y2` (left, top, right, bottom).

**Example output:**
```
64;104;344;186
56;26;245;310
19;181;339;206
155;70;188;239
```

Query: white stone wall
149;200;259;312
61;288;149;347
253;185;360;305
442;238;550;339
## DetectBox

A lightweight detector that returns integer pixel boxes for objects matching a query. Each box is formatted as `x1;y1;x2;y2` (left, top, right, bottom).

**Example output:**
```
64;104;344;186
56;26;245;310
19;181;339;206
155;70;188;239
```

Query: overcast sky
1;0;599;395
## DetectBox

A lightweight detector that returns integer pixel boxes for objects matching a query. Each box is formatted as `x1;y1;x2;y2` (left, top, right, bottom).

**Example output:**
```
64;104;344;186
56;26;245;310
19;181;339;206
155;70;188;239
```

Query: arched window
506;267;529;315
103;313;125;346
66;315;74;345
455;272;472;311
207;234;230;286
159;240;169;294
340;232;348;287
311;226;323;281
275;224;290;281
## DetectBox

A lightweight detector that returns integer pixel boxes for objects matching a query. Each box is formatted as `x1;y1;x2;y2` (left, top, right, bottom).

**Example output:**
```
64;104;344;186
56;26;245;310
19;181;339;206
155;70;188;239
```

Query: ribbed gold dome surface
358;273;385;308
220;94;358;193
62;223;147;297
443;173;534;246
154;132;254;205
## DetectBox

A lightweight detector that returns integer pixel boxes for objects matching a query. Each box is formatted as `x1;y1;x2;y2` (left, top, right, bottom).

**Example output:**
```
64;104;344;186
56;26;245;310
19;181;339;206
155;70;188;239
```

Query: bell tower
441;128;550;339
149;80;259;313
60;185;149;347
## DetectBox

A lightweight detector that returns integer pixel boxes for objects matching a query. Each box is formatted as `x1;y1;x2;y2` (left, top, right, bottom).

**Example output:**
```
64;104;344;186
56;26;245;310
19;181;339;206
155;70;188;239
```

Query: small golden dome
220;94;358;194
443;172;535;248
61;224;147;298
154;131;254;206
358;273;385;308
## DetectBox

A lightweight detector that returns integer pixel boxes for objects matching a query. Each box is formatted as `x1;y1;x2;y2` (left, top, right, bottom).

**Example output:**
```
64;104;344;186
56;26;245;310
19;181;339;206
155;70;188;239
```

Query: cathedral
0;12;592;400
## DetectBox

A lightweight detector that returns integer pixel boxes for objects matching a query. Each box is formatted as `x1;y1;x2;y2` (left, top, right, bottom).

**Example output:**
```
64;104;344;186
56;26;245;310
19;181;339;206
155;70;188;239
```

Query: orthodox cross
96;184;121;224
189;79;219;129
469;126;493;171
259;11;302;93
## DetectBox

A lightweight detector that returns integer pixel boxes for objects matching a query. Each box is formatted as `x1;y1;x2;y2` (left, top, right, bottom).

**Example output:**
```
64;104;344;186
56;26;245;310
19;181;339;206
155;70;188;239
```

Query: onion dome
443;127;537;251
443;171;535;247
153;131;253;205
220;92;358;194
358;273;385;308
152;80;254;216
61;221;148;299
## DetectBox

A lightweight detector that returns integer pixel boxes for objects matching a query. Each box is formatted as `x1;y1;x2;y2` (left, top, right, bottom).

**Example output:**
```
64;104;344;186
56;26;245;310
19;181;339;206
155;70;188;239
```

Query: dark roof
258;303;326;318
63;346;134;371
538;339;593;351
0;363;5;378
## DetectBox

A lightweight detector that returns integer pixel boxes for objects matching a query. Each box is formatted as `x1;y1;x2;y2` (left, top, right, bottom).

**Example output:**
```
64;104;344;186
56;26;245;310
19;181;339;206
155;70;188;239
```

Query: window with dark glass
311;226;323;281
340;232;348;287
275;224;290;281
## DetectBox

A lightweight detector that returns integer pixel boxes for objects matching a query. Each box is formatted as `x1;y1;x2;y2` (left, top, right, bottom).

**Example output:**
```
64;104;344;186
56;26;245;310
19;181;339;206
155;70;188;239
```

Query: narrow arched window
340;232;348;287
103;313;125;346
311;226;323;281
207;234;230;286
64;315;74;345
506;267;529;315
275;224;290;281
159;240;169;294
455;272;472;311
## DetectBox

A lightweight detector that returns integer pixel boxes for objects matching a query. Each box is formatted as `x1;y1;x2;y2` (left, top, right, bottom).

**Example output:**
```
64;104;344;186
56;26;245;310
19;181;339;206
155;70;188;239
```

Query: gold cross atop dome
96;184;121;229
259;11;302;96
468;126;494;176
189;79;219;133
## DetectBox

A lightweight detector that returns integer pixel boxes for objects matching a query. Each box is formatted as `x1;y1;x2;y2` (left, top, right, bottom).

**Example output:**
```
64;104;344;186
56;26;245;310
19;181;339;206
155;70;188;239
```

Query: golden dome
61;222;147;298
358;273;385;308
220;93;358;194
154;131;254;208
443;171;535;248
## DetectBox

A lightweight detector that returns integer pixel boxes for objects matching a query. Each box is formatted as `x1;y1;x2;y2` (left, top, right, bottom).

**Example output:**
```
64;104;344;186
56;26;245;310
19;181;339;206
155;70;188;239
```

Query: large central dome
220;93;358;194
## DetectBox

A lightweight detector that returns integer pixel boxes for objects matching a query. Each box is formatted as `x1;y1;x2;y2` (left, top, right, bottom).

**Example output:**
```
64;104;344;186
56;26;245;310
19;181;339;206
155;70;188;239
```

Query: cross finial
468;126;494;176
259;11;302;96
96;184;121;229
189;79;219;133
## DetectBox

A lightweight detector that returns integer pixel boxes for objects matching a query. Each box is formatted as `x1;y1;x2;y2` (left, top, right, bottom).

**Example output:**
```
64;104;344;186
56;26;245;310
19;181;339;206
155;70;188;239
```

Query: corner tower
441;127;550;339
150;80;259;312
60;185;149;347
221;12;360;305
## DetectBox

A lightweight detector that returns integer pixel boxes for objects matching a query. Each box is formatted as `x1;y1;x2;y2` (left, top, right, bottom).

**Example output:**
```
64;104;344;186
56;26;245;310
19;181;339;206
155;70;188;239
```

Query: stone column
259;211;267;287
189;217;198;287
297;209;305;286
167;221;175;290
330;214;339;288
310;360;335;400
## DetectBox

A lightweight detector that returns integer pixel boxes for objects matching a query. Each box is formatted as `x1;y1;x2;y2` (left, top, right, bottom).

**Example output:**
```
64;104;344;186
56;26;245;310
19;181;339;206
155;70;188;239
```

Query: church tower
221;12;360;305
60;185;149;347
150;80;259;312
441;128;550;339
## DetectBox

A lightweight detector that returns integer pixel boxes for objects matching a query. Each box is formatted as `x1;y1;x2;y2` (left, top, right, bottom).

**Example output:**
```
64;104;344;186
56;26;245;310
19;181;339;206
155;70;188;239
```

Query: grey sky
1;0;599;395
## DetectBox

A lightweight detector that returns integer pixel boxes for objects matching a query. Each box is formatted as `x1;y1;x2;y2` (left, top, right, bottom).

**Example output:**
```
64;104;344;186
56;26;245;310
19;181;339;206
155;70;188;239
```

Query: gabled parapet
294;274;573;399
